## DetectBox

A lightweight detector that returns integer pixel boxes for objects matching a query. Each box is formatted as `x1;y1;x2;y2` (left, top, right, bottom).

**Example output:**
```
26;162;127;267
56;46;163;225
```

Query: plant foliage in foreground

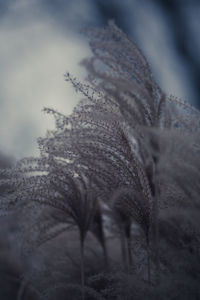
1;22;200;300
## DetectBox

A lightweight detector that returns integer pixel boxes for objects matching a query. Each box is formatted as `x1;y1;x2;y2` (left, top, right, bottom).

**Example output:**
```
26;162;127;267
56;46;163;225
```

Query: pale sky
0;0;90;158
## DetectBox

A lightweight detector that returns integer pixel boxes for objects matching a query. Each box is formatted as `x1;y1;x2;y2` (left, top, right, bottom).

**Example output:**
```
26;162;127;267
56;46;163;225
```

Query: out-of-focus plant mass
1;22;200;300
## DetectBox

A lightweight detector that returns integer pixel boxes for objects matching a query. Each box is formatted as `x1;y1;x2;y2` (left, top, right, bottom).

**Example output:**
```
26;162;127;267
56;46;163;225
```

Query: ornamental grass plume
1;21;200;299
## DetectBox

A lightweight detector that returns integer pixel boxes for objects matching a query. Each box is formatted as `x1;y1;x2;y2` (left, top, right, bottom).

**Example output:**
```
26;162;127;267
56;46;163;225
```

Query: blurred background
0;0;200;161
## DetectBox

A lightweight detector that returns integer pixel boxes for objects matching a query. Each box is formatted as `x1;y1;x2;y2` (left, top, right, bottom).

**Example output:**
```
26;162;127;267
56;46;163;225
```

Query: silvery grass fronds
140;127;200;210
79;21;169;129
40;105;155;272
39;106;155;231
19;21;200;277
0;160;25;216
61;21;200;283
0;156;100;300
1;21;200;298
138;126;200;276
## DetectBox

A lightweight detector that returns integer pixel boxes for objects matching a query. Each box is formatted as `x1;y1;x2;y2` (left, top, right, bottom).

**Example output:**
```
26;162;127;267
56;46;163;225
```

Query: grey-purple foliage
1;21;200;299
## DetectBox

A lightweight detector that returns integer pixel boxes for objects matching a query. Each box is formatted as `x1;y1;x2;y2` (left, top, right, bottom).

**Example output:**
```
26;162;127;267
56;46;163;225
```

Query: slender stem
126;223;133;270
120;228;127;270
127;237;133;269
154;195;160;285
80;234;85;300
102;240;109;270
146;233;151;284
99;220;109;270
